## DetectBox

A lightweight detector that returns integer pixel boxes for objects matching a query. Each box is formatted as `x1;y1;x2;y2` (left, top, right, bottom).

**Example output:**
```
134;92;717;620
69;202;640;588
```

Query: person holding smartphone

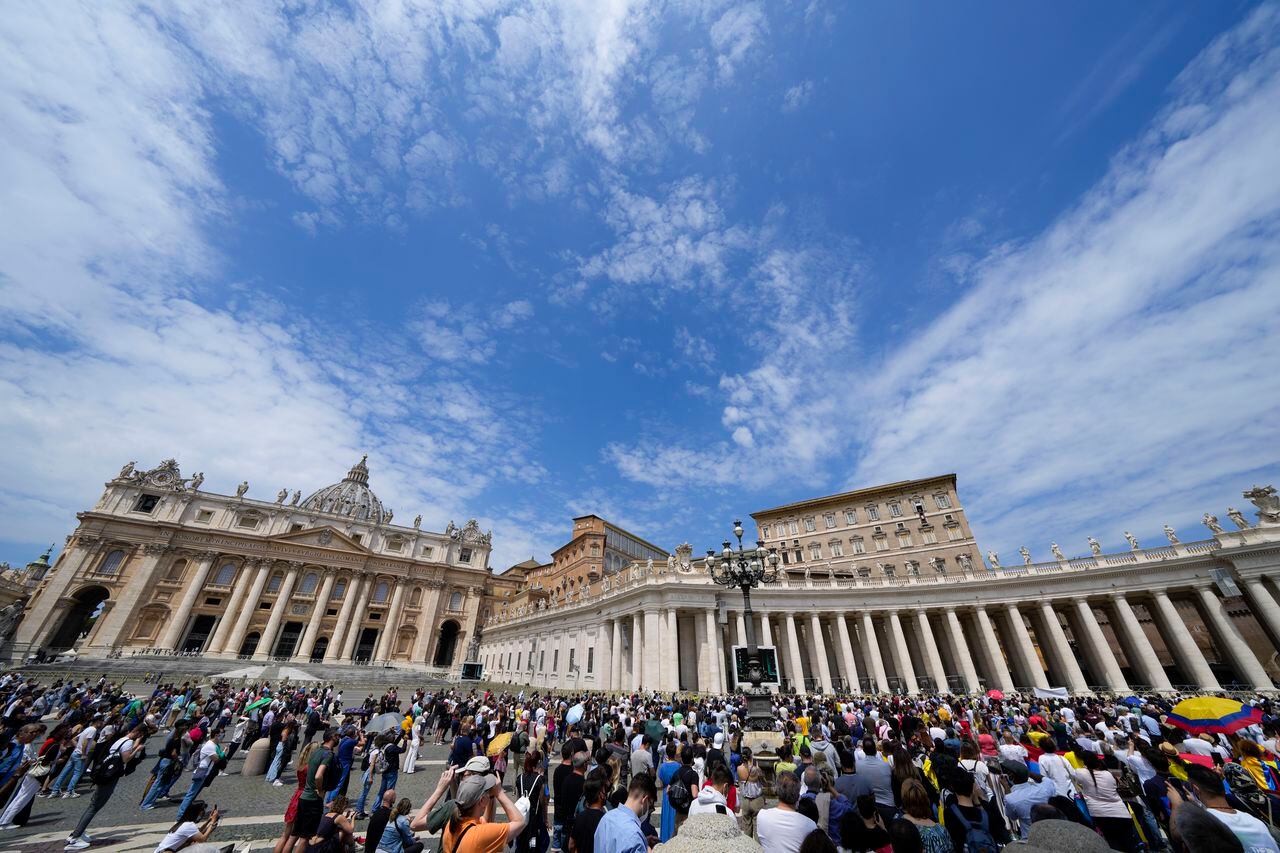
154;800;220;853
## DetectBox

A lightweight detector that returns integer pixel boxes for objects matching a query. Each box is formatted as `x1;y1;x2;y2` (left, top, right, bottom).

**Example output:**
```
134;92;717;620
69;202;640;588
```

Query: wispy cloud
782;80;814;112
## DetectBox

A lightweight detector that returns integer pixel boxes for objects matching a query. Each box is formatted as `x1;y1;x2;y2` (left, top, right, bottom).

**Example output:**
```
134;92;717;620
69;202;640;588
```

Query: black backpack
321;750;342;792
666;770;693;812
92;743;127;785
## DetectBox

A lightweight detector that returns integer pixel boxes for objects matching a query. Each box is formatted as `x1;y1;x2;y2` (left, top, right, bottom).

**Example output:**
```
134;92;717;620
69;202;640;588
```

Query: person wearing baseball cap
436;769;526;853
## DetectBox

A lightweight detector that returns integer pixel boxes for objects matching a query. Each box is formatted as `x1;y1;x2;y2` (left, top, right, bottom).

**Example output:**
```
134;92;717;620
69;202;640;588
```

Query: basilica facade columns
254;563;300;660
89;544;169;650
221;560;271;657
298;572;337;661
339;576;374;661
374;581;407;661
159;551;218;650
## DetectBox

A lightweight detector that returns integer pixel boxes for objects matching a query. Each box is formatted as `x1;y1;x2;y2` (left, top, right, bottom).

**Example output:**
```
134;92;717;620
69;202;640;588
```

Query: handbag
26;759;51;780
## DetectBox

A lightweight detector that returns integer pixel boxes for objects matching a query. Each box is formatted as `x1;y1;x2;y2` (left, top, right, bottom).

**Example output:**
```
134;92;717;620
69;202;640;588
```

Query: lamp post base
743;683;774;731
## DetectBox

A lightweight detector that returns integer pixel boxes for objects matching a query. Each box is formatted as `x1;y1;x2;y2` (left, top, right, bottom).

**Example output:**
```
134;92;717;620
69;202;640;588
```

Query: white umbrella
366;712;404;733
566;703;585;725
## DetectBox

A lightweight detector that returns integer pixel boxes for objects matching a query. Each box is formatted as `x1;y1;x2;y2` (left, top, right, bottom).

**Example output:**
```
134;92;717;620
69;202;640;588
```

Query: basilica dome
299;455;389;524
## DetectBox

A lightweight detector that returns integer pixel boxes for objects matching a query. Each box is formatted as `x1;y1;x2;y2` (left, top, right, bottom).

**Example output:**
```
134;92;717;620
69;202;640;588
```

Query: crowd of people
1;667;1279;853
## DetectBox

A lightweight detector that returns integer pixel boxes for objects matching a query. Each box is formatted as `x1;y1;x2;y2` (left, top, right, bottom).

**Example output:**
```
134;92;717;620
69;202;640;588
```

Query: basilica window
213;563;237;586
421;544;433;558
386;538;404;553
824;513;836;529
164;559;187;581
449;591;463;610
266;573;283;593
844;510;856;525
332;579;346;600
866;506;879;521
96;549;126;576
459;548;473;563
299;572;319;595
410;587;422;606
351;533;362;544
934;493;952;509
133;494;160;514
194;510;214;524
803;517;816;532
373;581;389;603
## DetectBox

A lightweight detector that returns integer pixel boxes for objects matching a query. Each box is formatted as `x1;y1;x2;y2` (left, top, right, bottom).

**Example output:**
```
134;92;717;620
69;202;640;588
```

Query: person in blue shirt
327;727;361;803
594;774;656;853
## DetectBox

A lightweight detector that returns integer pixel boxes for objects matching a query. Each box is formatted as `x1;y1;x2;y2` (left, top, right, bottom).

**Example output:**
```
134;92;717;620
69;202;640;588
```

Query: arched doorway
181;615;217;652
238;631;261;657
48;587;109;651
433;620;460;667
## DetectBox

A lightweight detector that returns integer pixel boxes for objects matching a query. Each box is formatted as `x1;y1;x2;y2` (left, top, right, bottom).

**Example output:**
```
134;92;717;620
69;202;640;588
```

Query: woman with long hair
1071;748;1141;852
737;746;766;838
305;794;356;853
375;797;422;853
274;742;316;853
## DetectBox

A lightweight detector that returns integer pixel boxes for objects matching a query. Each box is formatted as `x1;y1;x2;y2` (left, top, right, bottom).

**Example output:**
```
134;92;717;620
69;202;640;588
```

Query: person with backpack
941;766;1009;853
514;750;550;853
290;729;342;853
378;731;406;806
64;723;147;850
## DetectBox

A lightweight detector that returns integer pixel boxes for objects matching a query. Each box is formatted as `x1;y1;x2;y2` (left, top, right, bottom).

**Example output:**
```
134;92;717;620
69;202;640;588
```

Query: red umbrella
986;689;1004;700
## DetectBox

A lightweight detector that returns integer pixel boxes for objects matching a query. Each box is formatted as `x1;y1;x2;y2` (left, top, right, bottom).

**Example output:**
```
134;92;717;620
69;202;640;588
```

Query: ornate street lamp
706;519;781;730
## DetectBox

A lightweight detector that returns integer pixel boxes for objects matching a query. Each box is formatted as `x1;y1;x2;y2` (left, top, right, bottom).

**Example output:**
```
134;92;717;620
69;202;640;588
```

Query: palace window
856;567;871;579
299;572;319;595
896;522;906;531
866;506;880;521
875;538;889;552
788;521;799;536
830;541;844;557
922;529;937;544
266;573;283;593
793;548;804;563
823;513;836;529
373;581;389;603
897;533;912;548
804;517;816;532
194;510;214;524
934;493;952;509
948;527;962;541
133;494;160;514
809;544;822;560
459;548;473;564
851;538;866;554
213;563;237;586
889;502;903;518
844;510;856;525
780;551;790;565
760;525;770;539
332;579;346;600
449;591;463;610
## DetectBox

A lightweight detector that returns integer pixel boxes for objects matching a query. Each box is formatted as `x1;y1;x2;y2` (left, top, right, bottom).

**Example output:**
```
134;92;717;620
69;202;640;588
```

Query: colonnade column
760;614;774;647
944;608;981;694
808;613;834;694
221;560;271;657
206;559;255;655
703;608;723;692
1109;594;1174;692
631;613;644;688
255;563;301;660
1037;601;1089;694
375;581;407;661
598;619;612;690
974;606;1015;693
339;577;374;661
297;573;337;661
658;608;679;691
887;610;918;695
784;614;806;692
1242;578;1280;646
735;611;748;648
915;610;948;693
835;615;861;694
159;551;218;650
1005;603;1049;689
611;619;624;691
1072;599;1128;692
1196;585;1274;691
861;612;889;693
1150;591;1220;691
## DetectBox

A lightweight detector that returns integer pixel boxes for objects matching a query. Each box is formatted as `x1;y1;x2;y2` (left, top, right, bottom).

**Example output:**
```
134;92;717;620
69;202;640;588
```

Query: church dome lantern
299;455;389;524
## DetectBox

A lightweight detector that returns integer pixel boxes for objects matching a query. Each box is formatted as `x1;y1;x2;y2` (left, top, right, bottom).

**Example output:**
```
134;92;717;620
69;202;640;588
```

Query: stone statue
118;461;136;479
930;557;946;574
276;488;288;504
190;472;204;491
290;490;301;505
987;550;1000;569
235;481;249;498
906;560;919;576
1088;537;1102;556
1019;546;1032;566
413;515;422;529
957;553;972;572
1244;485;1280;525
1050;542;1065;561
666;554;676;574
1124;530;1139;550
645;558;653;574
0;600;25;647
1203;513;1225;534
1163;524;1179;544
1228;507;1250;530
385;509;394;524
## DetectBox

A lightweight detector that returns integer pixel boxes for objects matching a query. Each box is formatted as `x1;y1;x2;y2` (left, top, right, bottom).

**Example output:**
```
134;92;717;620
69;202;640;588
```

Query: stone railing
487;537;1222;629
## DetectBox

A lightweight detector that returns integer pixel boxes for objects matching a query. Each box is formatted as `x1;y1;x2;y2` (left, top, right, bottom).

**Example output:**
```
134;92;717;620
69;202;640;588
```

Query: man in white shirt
997;732;1028;764
1177;765;1280;852
757;771;816;853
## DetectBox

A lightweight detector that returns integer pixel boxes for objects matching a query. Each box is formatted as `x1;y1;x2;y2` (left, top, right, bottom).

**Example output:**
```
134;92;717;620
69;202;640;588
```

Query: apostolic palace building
8;457;1280;698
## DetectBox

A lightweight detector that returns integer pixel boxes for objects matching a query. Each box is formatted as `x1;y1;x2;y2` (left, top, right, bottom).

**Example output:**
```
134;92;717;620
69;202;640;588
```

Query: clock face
151;471;175;486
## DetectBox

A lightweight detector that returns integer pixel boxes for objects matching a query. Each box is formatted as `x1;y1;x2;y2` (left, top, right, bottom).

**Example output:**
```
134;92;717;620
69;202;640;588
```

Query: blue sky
2;1;1279;571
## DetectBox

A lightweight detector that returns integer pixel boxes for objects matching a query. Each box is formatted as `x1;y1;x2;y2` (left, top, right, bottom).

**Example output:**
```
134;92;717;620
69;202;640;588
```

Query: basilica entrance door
273;621;304;659
182;615;217;652
354;627;378;662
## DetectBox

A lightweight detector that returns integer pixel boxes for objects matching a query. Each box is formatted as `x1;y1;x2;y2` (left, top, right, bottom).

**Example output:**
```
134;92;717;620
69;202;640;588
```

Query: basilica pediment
270;526;368;553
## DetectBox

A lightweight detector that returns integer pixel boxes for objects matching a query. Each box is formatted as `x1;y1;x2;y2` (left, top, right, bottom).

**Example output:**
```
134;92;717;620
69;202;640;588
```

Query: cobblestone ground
0;726;460;853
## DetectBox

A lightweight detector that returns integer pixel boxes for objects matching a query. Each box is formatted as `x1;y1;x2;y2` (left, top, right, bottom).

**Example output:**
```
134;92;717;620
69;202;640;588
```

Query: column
945;608;981;693
221;560;271;656
254;563;301;660
297;572;337;660
861;612;890;693
599;619;613;689
702;608;723;692
1243;578;1280;646
158;551;218;650
207;560;257;655
808;612;834;693
374;581;408;661
736;612;748;647
1072;599;1128;692
784;614;806;693
339;576;374;661
459;588;481;666
631;613;644;687
15;537;100;654
835;615;861;694
640;607;660;686
760;614;774;647
915;609;948;693
1197;585;1274;691
1005;603;1049;689
887;610;918;695
662;609;680;690
974;606;1015;693
1151;590;1220;691
1037;601;1089;694
87;544;170;650
411;584;443;663
1110;594;1174;692
611;619;623;691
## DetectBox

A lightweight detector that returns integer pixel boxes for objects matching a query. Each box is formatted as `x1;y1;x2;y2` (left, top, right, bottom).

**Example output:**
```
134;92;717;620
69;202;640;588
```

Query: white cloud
709;2;767;82
782;80;813;112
